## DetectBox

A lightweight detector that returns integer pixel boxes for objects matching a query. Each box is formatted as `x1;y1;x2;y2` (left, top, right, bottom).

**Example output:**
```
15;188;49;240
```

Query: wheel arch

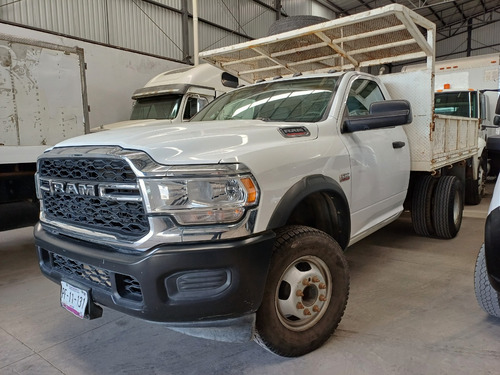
266;175;350;250
485;206;500;292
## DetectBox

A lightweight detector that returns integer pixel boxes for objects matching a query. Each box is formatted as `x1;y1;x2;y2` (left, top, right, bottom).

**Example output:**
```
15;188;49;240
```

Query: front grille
42;193;149;238
53;253;112;290
39;156;149;240
39;158;136;182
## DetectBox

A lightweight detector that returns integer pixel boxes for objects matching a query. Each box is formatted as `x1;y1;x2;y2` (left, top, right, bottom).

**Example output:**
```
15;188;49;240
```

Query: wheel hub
275;256;331;331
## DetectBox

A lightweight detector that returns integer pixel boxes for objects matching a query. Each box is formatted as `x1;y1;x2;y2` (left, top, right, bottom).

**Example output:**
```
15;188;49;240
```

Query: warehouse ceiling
314;0;500;39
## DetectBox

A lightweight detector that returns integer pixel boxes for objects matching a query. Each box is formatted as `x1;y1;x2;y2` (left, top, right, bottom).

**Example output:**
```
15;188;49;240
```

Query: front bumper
34;223;275;324
485;206;500;292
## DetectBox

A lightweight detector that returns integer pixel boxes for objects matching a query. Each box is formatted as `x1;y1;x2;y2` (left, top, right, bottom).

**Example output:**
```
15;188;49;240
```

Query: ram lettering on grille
39;157;150;240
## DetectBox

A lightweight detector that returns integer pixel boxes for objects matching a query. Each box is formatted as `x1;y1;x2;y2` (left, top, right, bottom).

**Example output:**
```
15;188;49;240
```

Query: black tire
268;15;329;36
465;159;485;205
254;225;349;357
411;175;437;237
432;176;463;239
474;245;500;318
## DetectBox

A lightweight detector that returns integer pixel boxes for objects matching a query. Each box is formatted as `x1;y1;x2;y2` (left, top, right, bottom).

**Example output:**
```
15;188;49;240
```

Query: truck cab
130;64;239;121
93;64;241;132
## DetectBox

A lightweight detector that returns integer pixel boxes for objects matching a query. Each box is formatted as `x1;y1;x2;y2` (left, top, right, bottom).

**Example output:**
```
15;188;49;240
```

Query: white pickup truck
34;5;479;357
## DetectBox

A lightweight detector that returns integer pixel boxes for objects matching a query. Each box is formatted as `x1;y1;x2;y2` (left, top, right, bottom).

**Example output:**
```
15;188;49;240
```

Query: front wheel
255;226;349;357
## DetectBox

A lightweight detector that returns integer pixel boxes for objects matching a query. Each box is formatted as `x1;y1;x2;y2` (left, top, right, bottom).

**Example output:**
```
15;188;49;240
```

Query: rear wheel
432;176;463;239
465;158;485;205
411;175;437;237
255;226;349;357
474;245;500;318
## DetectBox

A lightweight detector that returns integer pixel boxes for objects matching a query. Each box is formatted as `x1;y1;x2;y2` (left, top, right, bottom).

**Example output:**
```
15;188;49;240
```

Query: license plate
61;281;88;319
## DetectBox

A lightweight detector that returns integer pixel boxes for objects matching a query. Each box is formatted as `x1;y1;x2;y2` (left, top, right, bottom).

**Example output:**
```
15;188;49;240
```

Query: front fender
266;175;350;249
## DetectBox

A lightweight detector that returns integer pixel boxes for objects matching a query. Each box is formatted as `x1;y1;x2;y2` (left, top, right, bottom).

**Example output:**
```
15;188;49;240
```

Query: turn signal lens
241;177;257;204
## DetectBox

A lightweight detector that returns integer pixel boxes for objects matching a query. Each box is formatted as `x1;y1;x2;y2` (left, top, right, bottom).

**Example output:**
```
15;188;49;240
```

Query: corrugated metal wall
107;0;184;60
0;0;185;61
435;10;500;60
436;34;468;60
0;0;108;40
471;11;500;56
7;0;496;64
0;0;337;62
236;0;276;38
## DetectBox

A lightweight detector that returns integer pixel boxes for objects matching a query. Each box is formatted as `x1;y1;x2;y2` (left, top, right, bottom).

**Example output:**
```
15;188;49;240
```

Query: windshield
192;76;338;123
130;94;183;120
434;91;478;118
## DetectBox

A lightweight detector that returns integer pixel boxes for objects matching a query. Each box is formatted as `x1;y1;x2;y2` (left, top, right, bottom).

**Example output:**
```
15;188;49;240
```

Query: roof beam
436;4;500;32
452;1;468;23
479;0;487;13
355;0;372;10
424;3;447;28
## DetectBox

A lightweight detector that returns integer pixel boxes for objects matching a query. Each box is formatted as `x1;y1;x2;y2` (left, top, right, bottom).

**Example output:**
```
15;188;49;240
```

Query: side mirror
496;96;500;115
221;72;239;88
343;100;412;133
494;115;500;126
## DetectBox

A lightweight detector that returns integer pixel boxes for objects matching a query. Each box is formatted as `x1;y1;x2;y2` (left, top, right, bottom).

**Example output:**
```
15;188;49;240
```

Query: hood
90;119;169;133
54;120;318;165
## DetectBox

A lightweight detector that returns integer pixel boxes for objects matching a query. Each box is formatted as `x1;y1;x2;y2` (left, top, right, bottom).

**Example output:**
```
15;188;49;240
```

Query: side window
184;96;210;120
346;79;385;116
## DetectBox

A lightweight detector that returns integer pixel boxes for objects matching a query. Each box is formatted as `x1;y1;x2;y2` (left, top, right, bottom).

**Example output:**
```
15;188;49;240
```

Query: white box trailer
199;5;479;174
0;34;89;162
0;34;89;230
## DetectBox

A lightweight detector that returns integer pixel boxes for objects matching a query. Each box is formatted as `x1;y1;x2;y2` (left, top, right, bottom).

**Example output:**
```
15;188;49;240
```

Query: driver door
340;77;410;239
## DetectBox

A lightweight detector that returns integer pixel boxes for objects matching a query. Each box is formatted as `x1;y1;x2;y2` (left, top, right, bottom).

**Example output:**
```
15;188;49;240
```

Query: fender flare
266;174;351;249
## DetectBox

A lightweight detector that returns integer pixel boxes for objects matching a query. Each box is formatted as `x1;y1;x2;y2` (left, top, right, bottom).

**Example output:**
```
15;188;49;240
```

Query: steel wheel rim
453;189;461;225
478;164;485;196
274;255;332;332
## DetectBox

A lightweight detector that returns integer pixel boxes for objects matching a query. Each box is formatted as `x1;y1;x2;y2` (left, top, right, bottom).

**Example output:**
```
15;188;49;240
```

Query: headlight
140;164;259;225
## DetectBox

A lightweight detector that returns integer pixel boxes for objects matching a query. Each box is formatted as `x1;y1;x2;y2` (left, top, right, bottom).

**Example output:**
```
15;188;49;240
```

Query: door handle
392;141;405;149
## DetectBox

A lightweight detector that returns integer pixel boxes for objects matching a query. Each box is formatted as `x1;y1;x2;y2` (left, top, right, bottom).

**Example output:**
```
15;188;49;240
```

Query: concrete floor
1;185;499;375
